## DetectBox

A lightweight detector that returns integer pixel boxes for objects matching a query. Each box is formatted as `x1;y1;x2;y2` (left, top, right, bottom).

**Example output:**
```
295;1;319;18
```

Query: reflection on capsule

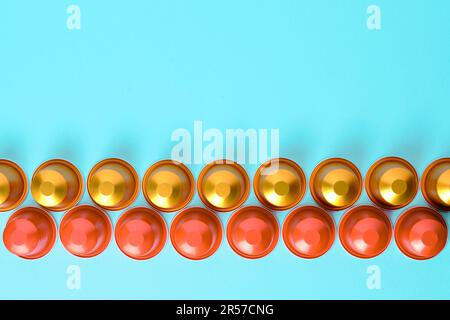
3;207;56;259
395;207;447;260
170;207;222;260
310;158;362;210
254;158;306;211
87;158;139;211
339;205;392;259
60;205;112;258
421;158;450;211
197;160;250;212
366;157;418;210
0;160;28;212
31;159;83;211
282;206;335;259
227;206;279;259
142;160;194;212
115;207;167;260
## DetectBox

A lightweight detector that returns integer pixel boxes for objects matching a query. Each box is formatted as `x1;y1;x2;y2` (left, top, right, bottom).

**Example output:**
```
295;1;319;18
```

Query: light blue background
0;0;449;299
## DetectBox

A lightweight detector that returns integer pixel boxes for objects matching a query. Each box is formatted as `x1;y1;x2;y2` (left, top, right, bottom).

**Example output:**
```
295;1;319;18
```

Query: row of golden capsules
0;157;449;260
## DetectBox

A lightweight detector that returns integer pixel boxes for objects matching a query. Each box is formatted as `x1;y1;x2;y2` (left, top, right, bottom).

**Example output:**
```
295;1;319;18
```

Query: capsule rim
142;159;195;213
0;159;28;212
253;158;307;211
421;158;450;211
309;157;363;211
87;158;140;211
31;159;84;212
197;159;250;212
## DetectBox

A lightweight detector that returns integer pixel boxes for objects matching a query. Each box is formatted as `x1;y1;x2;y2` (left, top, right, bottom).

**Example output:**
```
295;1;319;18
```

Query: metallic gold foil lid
366;157;418;210
421;158;450;211
197;160;250;212
253;158;306;211
310;158;362;210
142;160;194;212
0;160;28;212
87;158;139;211
31;159;83;212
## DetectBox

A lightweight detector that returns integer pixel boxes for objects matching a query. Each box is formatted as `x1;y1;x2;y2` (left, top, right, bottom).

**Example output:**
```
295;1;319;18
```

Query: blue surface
0;0;449;299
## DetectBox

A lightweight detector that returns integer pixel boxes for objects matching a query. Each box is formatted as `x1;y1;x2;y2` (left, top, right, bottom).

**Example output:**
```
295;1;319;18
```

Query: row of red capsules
0;157;449;260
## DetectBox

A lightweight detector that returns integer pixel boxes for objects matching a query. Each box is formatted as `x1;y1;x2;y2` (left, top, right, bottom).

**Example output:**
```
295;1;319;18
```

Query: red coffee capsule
282;206;335;259
227;206;279;259
339;205;392;258
395;207;447;260
115;207;167;260
3;207;56;259
60;205;112;258
170;207;222;260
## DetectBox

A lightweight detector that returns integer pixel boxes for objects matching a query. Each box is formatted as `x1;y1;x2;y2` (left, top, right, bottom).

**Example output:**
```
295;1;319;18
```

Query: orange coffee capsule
115;207;167;260
421;158;450;211
282;206;335;259
87;158;139;211
0;160;28;212
31;159;83;212
254;158;306;211
310;158;362;210
339;205;392;258
170;207;222;260
366;157;418;210
142;160;194;212
395;206;447;260
197;160;250;212
226;206;279;259
60;205;112;258
3;207;56;259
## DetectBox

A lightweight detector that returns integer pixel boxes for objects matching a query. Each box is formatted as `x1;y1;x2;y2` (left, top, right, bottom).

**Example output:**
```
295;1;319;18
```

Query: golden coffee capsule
366;157;418;210
142;160;195;212
197;160;250;212
87;158;139;211
421;158;450;211
31;159;83;212
310;158;362;211
0;160;28;212
253;158;306;210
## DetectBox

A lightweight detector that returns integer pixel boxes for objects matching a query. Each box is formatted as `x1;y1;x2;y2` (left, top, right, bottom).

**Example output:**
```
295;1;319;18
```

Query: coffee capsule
226;206;279;259
3;207;56;259
254;158;306;211
87;158;139;211
197;160;250;212
366;157;418;210
310;158;362;210
339;205;392;258
421;158;450;211
60;205;112;258
170;207;222;260
115;207;167;260
31;159;83;212
0;160;28;212
142;160;194;212
282;206;335;258
395;207;447;260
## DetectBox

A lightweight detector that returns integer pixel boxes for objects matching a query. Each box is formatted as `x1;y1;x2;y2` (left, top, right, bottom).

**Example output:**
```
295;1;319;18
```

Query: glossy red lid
170;207;222;260
3;207;56;259
339;205;392;258
227;206;279;259
60;205;112;258
395;206;447;260
283;206;335;258
115;207;167;260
